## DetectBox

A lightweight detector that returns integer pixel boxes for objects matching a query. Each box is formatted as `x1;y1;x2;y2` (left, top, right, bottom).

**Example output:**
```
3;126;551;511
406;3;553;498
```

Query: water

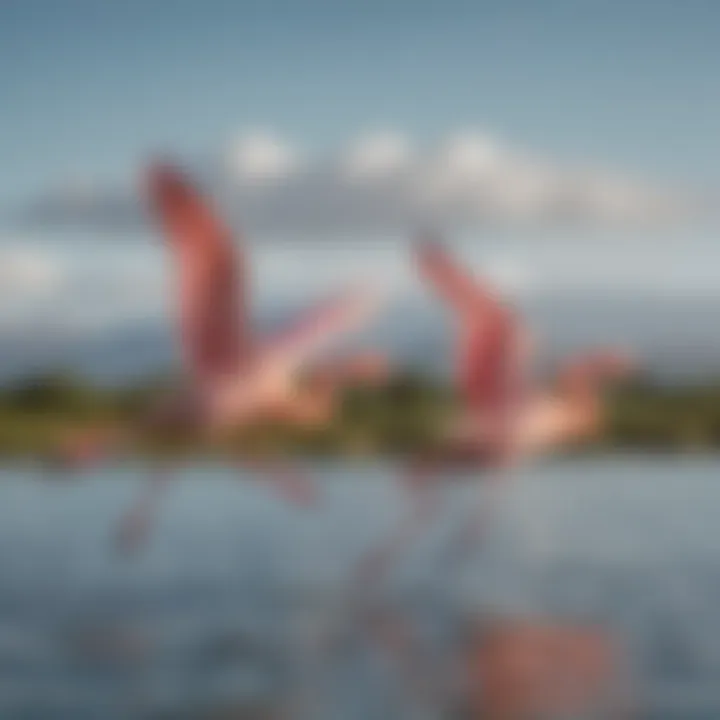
0;457;719;717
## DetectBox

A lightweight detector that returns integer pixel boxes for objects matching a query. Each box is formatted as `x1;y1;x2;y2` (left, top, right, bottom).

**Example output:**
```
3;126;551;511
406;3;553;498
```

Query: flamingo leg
113;467;173;558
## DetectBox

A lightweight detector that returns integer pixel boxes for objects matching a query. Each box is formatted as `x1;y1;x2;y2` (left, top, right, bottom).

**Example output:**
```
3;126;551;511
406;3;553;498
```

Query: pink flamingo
412;237;634;471
106;162;389;555
143;162;387;437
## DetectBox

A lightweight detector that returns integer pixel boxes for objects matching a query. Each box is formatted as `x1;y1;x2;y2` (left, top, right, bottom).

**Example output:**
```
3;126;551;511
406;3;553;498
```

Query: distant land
2;369;720;460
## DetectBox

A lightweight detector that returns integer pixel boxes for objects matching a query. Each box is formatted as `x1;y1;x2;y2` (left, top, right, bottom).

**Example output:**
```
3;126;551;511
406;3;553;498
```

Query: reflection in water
0;458;718;716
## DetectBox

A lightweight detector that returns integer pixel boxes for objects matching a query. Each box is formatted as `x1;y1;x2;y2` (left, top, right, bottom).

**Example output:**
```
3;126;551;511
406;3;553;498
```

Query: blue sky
3;0;720;206
1;0;719;378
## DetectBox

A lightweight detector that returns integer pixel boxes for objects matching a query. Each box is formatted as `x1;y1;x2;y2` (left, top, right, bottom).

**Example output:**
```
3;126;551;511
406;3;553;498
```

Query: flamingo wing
145;162;250;386
459;316;522;414
414;239;524;412
261;284;386;376
413;236;505;319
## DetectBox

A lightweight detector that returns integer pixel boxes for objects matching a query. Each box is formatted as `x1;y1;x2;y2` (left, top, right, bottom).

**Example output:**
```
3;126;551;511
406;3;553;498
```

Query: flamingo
142;162;388;437
412;237;635;470
102;161;390;555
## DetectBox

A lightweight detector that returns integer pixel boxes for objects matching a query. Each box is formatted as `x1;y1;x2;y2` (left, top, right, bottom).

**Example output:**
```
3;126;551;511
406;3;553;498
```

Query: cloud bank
16;130;691;237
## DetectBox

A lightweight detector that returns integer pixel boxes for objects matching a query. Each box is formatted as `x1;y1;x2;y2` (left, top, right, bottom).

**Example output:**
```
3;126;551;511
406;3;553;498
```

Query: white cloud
437;131;503;178
19;129;694;236
0;245;64;298
0;240;169;337
225;130;300;182
341;131;412;180
215;129;693;232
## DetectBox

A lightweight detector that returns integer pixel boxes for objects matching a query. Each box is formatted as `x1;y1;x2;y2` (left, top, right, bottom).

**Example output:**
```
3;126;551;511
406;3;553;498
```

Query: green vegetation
2;370;720;460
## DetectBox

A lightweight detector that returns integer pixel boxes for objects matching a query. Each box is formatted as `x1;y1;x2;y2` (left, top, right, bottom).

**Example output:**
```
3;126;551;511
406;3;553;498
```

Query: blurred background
2;0;720;717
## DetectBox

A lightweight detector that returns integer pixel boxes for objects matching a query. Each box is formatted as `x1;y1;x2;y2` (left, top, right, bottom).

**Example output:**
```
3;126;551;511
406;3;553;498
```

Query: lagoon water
0;457;719;718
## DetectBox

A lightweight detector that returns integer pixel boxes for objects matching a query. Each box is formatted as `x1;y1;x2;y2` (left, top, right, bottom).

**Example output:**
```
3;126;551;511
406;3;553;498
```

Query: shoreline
3;371;720;459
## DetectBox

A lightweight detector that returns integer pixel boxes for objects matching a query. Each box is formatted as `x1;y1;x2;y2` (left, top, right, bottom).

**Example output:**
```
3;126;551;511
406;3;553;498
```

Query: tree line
1;370;720;459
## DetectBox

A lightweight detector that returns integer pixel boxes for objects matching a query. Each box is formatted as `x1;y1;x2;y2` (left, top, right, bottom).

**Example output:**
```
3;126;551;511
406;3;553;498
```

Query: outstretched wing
414;236;505;320
262;284;386;376
413;238;523;411
145;162;250;386
459;314;521;413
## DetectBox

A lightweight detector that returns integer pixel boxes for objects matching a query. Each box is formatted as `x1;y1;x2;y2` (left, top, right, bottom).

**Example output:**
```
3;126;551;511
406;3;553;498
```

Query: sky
2;0;720;380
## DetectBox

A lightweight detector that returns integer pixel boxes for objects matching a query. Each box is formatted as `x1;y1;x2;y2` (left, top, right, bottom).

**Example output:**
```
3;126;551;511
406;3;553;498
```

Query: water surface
0;457;719;718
